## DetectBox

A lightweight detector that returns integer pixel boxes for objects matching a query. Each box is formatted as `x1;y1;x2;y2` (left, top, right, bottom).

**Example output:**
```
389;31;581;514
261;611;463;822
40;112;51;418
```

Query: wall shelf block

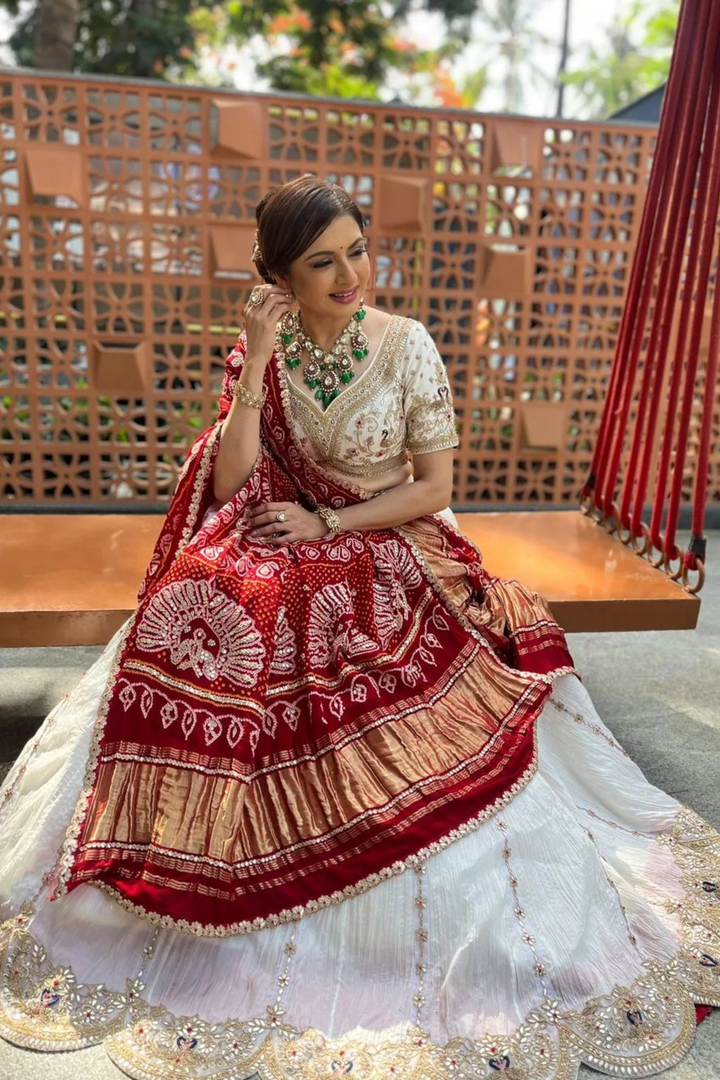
518;401;568;452
209;225;257;278
25;146;84;205
90;343;151;396
487;120;543;174
211;101;264;159
378;176;430;232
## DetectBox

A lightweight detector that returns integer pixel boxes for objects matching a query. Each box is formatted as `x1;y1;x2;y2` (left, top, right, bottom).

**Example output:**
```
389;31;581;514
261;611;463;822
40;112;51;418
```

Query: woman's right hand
242;285;295;366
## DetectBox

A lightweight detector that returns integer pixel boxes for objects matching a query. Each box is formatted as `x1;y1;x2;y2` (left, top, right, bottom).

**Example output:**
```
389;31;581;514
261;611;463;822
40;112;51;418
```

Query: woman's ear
273;273;293;296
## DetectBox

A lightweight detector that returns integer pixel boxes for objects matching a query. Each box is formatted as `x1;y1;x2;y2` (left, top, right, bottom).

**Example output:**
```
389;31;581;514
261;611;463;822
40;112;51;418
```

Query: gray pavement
0;530;719;1078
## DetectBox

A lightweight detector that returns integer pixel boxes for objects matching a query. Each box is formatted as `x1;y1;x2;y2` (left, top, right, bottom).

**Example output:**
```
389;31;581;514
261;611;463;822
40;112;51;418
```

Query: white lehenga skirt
0;619;719;1080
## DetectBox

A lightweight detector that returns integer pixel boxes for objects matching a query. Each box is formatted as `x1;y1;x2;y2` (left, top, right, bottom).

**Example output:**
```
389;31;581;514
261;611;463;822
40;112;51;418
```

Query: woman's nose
335;257;360;286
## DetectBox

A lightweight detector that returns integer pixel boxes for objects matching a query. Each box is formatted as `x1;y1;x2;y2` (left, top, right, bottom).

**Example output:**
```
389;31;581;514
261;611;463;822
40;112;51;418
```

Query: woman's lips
329;287;358;304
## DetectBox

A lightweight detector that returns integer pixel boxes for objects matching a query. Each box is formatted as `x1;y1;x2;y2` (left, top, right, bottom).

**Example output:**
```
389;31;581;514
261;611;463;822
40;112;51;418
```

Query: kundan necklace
276;301;370;408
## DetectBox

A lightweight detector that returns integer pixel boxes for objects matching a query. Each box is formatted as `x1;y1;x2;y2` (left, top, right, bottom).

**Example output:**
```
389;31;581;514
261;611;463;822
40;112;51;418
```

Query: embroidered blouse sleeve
403;323;459;455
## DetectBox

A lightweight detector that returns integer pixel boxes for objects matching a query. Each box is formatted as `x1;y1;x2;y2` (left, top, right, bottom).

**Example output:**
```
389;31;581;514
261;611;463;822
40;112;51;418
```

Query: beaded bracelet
233;381;265;410
316;505;341;537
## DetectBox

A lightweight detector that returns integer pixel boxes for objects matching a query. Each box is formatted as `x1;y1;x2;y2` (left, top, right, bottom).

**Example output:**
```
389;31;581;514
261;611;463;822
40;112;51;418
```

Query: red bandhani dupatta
52;333;576;936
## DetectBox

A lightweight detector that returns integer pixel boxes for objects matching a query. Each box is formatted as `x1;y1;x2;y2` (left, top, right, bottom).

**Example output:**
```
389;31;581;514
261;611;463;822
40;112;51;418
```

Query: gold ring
276;511;286;522
249;287;266;307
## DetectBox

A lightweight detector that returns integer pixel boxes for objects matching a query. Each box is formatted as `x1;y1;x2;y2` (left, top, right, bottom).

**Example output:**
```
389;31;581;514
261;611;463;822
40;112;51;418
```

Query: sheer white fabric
0;619;693;1046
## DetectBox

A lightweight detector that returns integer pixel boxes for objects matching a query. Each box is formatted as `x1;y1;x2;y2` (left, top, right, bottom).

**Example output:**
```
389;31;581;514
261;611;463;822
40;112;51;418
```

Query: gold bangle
316;505;341;537
232;381;265;410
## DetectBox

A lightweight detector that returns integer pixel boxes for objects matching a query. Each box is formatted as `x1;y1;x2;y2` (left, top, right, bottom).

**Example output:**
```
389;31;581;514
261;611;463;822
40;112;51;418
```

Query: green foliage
0;0;217;79
0;0;486;101
562;0;679;118
0;0;682;115
192;1;441;99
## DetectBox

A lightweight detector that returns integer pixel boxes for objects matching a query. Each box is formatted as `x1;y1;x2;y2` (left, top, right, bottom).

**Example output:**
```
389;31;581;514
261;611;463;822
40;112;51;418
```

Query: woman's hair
253;176;365;284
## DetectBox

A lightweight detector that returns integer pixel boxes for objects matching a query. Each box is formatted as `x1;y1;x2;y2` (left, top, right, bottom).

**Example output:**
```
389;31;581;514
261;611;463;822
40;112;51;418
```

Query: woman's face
277;213;371;319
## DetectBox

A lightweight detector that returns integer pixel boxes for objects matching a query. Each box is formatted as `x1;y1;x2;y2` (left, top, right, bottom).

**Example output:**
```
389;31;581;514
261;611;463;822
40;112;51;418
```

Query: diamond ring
249;287;267;307
275;511;286;522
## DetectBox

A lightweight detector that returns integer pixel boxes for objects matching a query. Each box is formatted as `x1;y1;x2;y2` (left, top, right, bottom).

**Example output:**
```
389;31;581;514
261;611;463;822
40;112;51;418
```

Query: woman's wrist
233;359;268;402
316;506;342;537
243;353;272;372
232;382;265;409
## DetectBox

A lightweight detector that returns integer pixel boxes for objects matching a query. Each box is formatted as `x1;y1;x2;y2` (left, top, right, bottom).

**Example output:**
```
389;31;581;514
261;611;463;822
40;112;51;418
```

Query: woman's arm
212;285;293;503
335;449;453;530
247;449;454;542
212;357;266;503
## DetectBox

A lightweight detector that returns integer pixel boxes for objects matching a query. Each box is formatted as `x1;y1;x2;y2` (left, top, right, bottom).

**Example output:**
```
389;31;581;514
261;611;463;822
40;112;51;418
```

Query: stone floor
0;531;719;1078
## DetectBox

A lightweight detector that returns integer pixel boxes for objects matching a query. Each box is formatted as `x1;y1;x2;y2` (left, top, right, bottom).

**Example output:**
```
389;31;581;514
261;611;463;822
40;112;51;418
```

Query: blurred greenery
561;0;679;117
0;0;678;116
0;0;215;78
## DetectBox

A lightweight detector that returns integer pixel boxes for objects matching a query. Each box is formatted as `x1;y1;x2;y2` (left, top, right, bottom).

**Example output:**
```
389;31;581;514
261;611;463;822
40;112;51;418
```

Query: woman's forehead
303;214;363;257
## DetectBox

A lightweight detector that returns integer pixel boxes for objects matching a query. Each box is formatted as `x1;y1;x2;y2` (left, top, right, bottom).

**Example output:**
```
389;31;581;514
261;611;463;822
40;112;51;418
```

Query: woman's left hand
246;502;329;544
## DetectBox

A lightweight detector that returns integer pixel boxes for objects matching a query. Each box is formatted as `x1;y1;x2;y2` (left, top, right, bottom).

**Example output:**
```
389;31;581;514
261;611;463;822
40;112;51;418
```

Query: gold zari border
0;807;719;1078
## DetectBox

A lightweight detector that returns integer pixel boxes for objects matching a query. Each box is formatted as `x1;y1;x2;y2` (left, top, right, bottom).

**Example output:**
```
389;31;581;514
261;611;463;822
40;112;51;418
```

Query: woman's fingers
249;522;289;537
249;511;293;528
243;287;292;316
247;501;292;518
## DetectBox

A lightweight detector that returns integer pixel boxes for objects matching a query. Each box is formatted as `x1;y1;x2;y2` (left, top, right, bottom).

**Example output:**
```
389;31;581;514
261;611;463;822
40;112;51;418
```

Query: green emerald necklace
276;301;370;408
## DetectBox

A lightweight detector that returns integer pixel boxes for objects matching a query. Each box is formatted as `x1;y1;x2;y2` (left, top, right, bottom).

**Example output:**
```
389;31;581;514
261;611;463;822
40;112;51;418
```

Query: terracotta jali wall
1;72;715;507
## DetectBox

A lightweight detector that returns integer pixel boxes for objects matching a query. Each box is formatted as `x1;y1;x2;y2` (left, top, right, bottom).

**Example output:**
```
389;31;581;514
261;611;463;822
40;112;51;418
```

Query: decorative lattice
0;71;715;507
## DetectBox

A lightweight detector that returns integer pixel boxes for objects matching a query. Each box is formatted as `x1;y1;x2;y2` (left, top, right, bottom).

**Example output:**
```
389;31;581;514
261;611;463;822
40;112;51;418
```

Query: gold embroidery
1;808;719;1076
51;616;138;900
283;316;408;474
179;424;222;551
281;317;458;481
405;347;458;455
76;744;537;939
549;697;630;757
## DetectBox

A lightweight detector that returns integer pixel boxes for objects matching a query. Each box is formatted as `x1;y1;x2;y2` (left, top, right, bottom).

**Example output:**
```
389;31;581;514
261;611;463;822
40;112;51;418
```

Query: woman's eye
311;248;366;269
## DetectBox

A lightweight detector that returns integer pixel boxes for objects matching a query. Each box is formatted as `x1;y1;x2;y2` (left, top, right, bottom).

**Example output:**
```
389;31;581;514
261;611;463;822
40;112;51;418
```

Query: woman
0;176;718;1079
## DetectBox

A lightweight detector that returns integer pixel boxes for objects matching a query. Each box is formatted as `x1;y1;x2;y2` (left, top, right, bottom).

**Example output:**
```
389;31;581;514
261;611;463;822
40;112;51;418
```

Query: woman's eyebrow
304;237;366;261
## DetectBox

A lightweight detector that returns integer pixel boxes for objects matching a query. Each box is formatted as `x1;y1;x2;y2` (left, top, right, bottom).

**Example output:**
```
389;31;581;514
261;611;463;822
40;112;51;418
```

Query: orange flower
389;38;418;54
270;11;311;34
433;68;463;109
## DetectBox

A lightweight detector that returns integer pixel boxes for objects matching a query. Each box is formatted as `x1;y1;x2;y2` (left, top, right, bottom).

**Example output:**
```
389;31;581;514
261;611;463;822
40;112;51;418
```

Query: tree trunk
34;0;79;71
555;0;572;117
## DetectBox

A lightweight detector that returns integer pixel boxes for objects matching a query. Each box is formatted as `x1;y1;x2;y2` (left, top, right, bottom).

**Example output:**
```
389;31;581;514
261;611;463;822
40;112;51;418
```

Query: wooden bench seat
0;511;700;647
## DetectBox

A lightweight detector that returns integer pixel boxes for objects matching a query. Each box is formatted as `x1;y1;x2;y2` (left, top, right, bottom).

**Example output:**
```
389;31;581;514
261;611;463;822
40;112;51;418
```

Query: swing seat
0;511;699;647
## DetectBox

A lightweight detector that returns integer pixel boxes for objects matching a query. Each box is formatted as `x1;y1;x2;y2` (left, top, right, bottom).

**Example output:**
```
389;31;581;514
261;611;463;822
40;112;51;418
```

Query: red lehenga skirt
0;346;718;1079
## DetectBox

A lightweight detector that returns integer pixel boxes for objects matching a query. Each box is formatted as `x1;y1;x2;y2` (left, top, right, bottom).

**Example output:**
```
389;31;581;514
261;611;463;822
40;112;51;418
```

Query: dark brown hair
253;176;365;284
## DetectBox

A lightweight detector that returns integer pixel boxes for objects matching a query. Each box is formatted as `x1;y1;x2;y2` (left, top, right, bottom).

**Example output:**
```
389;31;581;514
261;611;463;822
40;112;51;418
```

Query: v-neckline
281;314;397;419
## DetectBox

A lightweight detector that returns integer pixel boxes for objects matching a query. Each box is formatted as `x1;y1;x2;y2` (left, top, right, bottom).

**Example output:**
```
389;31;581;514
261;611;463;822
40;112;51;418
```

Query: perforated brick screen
0;72;717;508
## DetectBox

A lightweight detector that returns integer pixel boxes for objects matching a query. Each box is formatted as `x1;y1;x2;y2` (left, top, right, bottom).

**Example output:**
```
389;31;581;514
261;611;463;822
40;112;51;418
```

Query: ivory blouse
276;314;459;494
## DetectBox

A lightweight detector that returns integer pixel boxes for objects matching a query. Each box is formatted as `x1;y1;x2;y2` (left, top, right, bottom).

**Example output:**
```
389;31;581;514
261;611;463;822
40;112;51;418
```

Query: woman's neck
298;307;354;352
